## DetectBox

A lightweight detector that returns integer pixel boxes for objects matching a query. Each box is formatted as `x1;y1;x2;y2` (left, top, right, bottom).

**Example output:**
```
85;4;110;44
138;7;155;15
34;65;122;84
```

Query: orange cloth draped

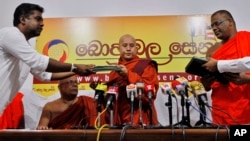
107;56;159;126
0;92;24;129
211;31;250;125
48;96;102;129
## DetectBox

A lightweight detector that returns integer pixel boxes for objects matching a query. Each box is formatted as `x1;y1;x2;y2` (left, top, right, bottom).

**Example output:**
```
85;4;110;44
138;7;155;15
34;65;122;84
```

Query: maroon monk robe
48;96;105;129
106;56;159;126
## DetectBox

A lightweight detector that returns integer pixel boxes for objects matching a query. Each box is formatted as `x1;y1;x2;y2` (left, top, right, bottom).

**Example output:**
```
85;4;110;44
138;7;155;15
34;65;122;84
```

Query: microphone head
126;84;137;98
144;84;154;92
106;85;119;100
171;80;186;97
136;82;144;95
190;81;206;96
176;76;189;86
144;84;154;98
160;83;175;95
95;83;108;92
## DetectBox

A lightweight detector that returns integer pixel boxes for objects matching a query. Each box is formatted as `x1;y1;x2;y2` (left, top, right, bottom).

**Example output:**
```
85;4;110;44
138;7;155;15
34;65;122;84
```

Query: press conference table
0;128;229;141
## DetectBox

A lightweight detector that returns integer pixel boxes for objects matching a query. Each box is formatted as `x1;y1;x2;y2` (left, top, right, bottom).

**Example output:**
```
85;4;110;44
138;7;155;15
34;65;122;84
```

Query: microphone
136;82;144;96
93;83;107;102
160;83;176;97
190;81;208;105
171;79;192;127
126;84;137;101
144;84;154;99
171;80;190;103
175;76;189;86
106;85;119;108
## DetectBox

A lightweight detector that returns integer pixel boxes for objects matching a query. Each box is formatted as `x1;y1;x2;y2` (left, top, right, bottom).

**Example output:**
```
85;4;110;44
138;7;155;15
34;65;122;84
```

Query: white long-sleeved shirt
0;27;51;114
218;57;250;73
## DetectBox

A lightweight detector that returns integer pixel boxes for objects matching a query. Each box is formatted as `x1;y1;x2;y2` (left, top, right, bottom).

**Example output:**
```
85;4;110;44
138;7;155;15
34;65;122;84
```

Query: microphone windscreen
107;86;119;100
160;83;175;95
96;83;107;91
136;82;144;89
144;84;154;93
171;80;182;89
126;84;137;98
176;77;189;85
190;81;206;96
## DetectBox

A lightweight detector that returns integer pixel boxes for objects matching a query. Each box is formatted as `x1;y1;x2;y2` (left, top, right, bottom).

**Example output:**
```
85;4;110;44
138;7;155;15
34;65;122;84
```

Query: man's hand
74;64;96;76
223;72;250;85
116;65;127;76
202;58;218;72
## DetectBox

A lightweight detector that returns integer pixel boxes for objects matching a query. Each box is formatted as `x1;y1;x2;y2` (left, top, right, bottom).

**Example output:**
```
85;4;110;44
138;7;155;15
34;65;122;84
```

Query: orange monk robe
211;31;250;125
0;92;24;129
48;96;105;129
107;56;159;126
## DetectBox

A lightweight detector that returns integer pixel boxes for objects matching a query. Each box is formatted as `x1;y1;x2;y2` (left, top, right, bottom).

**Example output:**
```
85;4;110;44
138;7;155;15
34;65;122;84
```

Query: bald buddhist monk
36;75;100;129
201;10;250;125
106;34;159;127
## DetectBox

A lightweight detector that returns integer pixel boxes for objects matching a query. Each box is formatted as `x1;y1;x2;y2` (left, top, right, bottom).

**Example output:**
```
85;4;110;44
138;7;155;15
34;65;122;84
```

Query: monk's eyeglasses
210;19;230;28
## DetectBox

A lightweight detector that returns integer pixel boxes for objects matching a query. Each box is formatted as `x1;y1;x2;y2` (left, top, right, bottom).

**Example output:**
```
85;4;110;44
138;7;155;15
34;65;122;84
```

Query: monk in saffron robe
37;75;103;129
106;34;159;126
201;10;250;125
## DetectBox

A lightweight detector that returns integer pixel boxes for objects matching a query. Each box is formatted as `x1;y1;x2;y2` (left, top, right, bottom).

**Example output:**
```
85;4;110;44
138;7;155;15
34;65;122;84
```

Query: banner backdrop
34;15;216;97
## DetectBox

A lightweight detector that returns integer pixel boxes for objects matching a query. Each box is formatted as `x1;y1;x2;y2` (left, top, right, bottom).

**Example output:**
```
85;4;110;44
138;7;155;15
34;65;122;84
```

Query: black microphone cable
119;124;132;141
119;124;140;141
181;125;186;141
214;124;230;141
204;104;240;125
189;102;216;126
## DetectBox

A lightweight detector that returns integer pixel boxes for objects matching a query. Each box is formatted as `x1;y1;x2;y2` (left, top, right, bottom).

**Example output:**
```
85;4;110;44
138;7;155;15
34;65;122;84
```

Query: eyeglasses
60;80;80;86
210;19;229;28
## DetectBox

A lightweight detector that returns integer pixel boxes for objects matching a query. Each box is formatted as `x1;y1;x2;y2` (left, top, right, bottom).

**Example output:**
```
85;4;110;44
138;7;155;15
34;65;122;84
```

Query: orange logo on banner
42;39;69;62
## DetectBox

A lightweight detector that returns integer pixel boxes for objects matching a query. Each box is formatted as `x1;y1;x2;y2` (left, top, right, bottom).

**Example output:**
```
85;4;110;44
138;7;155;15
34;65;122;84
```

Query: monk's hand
36;126;52;130
116;65;127;76
202;57;218;72
223;72;250;85
74;64;96;76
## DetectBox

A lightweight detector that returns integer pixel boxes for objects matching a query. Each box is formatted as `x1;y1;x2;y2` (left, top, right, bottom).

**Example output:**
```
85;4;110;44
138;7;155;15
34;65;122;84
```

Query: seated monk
36;75;102;129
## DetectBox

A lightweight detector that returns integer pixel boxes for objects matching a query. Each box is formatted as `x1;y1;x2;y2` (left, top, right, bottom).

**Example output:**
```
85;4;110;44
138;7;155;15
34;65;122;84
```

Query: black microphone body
172;79;192;128
105;86;119;109
190;81;212;127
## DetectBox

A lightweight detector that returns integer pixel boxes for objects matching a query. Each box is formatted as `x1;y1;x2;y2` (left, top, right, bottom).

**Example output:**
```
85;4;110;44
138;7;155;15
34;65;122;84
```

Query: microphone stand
96;94;104;128
148;96;153;126
109;102;114;127
138;90;143;126
165;93;173;126
195;96;212;127
130;92;135;126
174;86;191;128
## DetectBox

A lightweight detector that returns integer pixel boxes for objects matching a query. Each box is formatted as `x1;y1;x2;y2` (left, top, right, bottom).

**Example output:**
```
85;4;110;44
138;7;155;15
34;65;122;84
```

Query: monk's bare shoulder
206;42;222;58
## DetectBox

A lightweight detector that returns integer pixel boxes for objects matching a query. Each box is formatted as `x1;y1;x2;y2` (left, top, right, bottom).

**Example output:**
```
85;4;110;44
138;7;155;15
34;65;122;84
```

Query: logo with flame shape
42;39;69;62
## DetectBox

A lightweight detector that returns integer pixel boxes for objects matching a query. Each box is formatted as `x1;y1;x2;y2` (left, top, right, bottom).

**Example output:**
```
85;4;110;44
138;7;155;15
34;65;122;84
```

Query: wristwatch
71;63;78;72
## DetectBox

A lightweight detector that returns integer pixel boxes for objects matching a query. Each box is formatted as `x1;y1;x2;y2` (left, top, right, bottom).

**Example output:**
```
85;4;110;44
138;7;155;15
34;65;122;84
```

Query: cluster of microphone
91;82;155;108
160;76;211;127
126;83;155;101
90;77;211;127
90;81;156;127
160;77;209;107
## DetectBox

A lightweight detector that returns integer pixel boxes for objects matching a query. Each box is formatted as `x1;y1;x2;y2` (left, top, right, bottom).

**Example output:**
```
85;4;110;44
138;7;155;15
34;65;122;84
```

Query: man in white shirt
0;3;95;114
203;57;250;73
